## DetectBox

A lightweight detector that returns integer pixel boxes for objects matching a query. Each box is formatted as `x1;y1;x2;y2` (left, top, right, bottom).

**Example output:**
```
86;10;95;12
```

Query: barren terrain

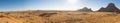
0;11;120;23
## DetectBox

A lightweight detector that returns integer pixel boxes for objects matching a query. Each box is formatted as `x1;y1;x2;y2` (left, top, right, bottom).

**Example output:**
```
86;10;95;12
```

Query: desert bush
39;13;57;17
29;18;34;20
81;13;88;15
65;18;82;23
6;21;8;23
0;15;4;18
3;13;10;15
106;14;117;16
19;16;24;18
114;11;120;14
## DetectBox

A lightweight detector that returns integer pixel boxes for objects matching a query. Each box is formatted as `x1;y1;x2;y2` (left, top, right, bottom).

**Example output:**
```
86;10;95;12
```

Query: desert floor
0;11;120;23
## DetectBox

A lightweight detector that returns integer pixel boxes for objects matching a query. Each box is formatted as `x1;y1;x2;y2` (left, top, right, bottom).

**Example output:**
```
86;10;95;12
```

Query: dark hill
98;3;120;12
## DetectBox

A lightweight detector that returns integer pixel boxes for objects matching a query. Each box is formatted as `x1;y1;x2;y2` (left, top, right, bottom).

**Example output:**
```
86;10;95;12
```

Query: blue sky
0;0;120;11
0;0;26;11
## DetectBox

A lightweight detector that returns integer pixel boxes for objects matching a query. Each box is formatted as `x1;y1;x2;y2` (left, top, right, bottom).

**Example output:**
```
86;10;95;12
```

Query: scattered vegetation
0;11;120;23
39;13;57;17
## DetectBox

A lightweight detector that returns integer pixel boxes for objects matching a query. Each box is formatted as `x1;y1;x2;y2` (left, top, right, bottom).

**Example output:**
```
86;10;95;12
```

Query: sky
0;0;120;11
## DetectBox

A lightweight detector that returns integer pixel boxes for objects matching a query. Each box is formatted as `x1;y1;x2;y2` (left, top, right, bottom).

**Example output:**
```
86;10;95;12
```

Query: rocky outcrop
78;7;93;12
98;3;120;12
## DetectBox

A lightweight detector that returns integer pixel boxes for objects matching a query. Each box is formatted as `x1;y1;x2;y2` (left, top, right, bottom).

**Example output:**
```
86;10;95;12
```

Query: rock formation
98;3;120;12
78;7;93;12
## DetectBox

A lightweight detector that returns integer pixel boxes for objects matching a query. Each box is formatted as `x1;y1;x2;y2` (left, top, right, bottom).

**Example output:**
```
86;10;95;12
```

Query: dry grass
0;11;120;23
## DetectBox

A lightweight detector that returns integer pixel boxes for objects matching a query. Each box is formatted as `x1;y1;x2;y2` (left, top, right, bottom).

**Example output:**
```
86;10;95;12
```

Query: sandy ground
0;11;120;23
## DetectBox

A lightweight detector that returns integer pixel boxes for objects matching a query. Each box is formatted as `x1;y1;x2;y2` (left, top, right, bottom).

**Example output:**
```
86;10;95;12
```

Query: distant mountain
78;7;93;12
98;3;120;12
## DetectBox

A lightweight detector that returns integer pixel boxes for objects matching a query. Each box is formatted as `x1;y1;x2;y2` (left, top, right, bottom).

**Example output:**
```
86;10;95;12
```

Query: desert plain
0;10;120;23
